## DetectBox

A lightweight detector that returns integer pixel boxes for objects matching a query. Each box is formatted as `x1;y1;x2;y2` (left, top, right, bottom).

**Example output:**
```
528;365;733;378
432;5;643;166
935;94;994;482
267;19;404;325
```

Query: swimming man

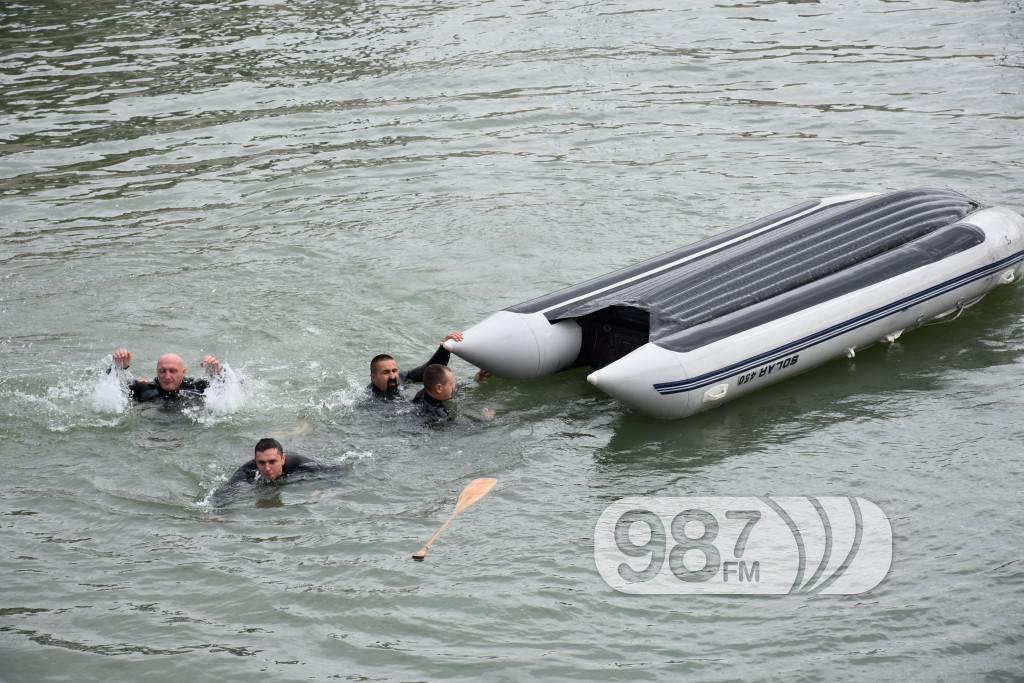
412;363;458;421
368;331;464;400
210;438;336;507
110;348;222;403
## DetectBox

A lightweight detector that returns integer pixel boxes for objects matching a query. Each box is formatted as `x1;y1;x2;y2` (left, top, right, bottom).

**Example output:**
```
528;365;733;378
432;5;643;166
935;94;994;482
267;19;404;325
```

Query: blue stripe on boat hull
653;250;1024;396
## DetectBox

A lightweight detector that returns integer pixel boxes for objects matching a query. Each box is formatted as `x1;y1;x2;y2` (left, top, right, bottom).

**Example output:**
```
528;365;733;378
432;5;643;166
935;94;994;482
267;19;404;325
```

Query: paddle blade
410;478;497;562
453;477;497;514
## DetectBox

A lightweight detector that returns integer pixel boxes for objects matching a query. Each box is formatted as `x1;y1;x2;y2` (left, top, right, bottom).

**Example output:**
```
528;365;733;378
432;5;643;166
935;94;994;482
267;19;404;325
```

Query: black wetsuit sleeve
125;377;207;403
209;462;256;507
226;461;256;485
402;345;451;384
282;454;327;476
181;377;209;394
129;379;158;402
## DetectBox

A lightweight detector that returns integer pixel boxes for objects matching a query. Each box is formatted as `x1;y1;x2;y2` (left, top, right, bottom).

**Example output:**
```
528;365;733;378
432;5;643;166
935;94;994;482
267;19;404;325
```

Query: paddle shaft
412;477;496;561
412;513;457;559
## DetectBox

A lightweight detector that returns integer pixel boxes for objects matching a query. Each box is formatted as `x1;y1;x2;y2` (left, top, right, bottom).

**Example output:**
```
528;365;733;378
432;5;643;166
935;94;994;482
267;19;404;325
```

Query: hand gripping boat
447;189;1024;419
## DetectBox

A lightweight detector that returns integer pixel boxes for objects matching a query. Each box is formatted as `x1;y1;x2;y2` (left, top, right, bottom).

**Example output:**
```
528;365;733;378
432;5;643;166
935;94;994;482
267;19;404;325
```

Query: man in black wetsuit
367;330;464;400
412;363;458;422
210;438;332;507
224;438;324;485
111;347;222;403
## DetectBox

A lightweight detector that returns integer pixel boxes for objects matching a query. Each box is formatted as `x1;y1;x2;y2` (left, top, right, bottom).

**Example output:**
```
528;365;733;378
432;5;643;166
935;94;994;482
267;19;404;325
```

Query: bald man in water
111;348;222;402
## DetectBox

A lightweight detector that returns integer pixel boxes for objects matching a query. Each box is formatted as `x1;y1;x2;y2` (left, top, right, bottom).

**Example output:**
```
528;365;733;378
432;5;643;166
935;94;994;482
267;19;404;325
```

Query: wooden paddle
412;477;497;561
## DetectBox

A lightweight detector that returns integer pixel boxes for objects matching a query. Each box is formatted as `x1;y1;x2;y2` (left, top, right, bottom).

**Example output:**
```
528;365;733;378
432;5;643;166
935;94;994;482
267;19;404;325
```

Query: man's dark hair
370;354;394;372
254;437;284;455
422;363;451;389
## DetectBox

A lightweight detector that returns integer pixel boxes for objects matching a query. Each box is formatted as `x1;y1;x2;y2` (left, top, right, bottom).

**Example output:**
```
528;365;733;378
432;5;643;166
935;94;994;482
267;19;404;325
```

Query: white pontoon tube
445;189;1024;419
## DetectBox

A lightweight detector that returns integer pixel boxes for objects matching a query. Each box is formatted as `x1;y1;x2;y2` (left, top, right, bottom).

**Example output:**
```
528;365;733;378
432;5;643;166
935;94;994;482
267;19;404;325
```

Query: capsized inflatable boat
446;189;1024;419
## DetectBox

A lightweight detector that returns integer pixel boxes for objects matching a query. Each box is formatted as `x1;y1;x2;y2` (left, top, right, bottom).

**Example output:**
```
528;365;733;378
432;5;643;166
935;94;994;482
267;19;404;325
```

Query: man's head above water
370;354;399;394
423;364;456;401
155;353;187;391
253;437;286;481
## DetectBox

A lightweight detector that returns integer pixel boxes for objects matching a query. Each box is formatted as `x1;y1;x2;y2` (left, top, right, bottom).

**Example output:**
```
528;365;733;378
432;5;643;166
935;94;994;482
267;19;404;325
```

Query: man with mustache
367;330;464;401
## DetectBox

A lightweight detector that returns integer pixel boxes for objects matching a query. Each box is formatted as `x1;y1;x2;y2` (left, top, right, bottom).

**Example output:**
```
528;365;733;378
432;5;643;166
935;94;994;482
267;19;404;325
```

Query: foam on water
200;364;246;416
90;357;130;414
195;472;230;512
0;361;131;431
311;377;365;416
335;448;373;464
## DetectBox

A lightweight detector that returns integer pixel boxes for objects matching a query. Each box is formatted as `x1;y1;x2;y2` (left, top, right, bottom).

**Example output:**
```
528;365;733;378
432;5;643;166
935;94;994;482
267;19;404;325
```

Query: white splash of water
91;357;130;414
200;363;246;416
337;448;373;464
313;377;365;416
195;471;229;511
